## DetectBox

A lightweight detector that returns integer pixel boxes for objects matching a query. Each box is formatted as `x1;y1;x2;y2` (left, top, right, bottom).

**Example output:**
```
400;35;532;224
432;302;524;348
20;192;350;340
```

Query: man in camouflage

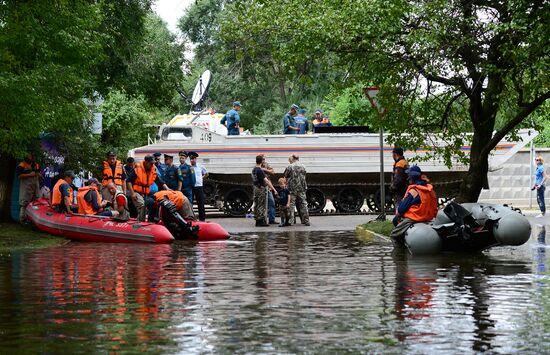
284;154;310;226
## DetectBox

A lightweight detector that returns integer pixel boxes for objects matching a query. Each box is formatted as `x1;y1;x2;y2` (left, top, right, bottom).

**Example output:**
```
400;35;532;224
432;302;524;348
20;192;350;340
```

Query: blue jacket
294;115;309;134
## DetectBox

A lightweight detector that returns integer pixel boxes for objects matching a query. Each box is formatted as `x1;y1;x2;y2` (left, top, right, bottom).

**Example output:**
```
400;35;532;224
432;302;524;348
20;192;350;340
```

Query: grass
359;220;394;236
0;222;66;254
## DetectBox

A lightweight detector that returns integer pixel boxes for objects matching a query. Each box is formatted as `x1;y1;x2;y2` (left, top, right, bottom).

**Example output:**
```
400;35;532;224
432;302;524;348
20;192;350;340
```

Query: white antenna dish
191;70;212;105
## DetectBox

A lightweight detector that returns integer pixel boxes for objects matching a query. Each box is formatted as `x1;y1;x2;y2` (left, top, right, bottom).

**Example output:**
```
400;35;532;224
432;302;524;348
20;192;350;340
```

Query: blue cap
405;165;422;177
298;108;306;114
233;101;241;106
291;104;300;110
153;152;162;158
87;178;100;186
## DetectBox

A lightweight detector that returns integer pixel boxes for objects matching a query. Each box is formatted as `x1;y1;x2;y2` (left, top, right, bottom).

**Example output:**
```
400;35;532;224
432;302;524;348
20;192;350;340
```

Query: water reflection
0;229;548;353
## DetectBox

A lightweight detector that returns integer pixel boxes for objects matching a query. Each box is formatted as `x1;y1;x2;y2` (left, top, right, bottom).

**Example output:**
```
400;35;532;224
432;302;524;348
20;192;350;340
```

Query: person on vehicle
277;177;291;227
76;178;110;216
189;151;208;221
103;182;130;220
390;147;410;211
162;154;180;191
294;108;309;135
152;190;194;221
16;152;41;223
284;154;310;226
153;152;166;177
261;154;277;224
177;150;196;205
220;101;241;136
52;170;78;214
126;156;170;221
124;157;136;177
283;104;300;134
312;110;333;129
252;155;278;227
390;165;438;243
533;155;547;217
101;151;126;200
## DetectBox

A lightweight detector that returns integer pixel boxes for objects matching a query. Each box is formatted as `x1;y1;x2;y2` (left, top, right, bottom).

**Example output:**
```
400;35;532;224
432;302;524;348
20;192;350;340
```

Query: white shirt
192;163;207;187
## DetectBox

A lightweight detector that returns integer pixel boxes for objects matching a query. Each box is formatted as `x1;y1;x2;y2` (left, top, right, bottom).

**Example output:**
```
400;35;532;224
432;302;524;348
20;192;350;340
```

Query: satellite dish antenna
191;70;212;108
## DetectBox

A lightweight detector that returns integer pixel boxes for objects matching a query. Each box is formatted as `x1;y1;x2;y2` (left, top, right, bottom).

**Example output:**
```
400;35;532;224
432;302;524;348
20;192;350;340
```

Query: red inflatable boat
26;199;229;243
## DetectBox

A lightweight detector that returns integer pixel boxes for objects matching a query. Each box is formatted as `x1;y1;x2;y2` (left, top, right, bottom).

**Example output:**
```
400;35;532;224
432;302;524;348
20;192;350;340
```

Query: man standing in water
284;154;310;226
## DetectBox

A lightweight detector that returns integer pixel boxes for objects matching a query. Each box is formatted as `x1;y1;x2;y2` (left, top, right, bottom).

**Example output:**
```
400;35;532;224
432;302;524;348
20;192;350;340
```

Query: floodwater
0;226;549;354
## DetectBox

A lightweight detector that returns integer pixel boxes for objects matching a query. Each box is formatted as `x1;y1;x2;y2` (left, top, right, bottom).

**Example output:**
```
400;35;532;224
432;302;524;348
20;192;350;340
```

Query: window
162;127;192;140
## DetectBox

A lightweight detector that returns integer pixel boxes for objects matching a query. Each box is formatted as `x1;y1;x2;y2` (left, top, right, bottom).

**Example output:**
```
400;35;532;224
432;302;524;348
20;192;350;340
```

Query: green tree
222;0;550;202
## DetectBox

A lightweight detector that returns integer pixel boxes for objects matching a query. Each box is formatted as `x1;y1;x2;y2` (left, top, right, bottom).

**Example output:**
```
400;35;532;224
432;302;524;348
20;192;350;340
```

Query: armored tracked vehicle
129;71;538;215
129;122;537;215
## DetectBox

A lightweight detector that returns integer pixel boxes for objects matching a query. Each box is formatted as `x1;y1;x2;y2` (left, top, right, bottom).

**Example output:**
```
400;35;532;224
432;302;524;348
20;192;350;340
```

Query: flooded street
0;226;549;353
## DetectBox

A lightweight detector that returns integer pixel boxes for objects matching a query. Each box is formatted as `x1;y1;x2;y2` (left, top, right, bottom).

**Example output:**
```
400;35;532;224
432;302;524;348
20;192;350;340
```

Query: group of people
251;154;310;227
17;150;210;224
218;101;333;136
283;104;332;135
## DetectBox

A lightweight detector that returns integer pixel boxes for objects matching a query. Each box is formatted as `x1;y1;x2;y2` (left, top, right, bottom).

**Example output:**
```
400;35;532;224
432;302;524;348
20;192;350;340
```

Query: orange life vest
52;179;72;207
18;161;40;173
76;186;102;215
154;190;185;210
102;160;124;186
403;183;438;222
132;163;157;195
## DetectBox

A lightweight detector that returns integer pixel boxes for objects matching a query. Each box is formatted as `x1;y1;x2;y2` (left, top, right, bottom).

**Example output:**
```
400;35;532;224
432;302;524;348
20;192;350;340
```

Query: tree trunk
455;91;496;203
0;154;16;222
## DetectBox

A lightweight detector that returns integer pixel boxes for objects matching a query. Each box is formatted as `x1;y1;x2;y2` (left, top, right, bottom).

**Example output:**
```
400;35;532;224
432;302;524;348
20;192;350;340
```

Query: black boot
279;216;286;227
256;219;269;227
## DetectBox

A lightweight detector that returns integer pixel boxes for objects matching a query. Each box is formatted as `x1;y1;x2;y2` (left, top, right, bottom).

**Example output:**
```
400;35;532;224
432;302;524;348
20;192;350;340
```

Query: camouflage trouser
19;178;39;223
290;190;309;224
253;185;268;222
133;193;154;222
389;217;415;245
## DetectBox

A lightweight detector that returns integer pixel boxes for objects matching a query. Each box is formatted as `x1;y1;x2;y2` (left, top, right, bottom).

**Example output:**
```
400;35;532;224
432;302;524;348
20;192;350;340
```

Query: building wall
479;148;550;207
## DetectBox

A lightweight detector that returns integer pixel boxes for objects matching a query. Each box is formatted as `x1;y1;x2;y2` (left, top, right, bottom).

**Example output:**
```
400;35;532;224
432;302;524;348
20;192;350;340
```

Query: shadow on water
0;227;548;353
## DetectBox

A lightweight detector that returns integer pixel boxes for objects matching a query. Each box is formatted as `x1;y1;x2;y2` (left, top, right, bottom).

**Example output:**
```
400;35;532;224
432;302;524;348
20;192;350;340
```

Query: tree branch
483;90;550;155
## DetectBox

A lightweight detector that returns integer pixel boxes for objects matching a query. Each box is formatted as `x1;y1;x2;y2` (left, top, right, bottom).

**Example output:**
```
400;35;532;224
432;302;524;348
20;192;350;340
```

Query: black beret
164;154;173;159
144;155;154;163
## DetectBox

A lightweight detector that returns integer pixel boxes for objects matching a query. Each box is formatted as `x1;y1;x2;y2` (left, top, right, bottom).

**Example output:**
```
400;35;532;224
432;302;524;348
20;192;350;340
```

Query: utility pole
365;88;387;221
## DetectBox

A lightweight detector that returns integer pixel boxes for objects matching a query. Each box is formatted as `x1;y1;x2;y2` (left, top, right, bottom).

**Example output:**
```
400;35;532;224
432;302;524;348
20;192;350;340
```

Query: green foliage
0;0;103;158
220;0;549;201
99;90;161;162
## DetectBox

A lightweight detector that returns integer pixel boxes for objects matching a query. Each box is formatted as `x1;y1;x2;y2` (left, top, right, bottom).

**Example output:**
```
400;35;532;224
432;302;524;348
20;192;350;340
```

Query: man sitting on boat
152;190;194;221
51;170;78;214
76;178;110;216
101;182;130;220
126;155;170;221
390;165;438;244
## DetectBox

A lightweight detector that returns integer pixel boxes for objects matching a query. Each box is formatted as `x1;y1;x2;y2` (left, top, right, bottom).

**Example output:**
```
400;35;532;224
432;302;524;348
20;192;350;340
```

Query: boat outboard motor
158;198;199;240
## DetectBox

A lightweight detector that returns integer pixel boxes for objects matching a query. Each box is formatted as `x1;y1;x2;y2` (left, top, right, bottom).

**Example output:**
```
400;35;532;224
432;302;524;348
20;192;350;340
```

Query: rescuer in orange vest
101;151;126;201
126;155;170;221
76;178;110;215
390;165;438;243
16;152;41;223
51;171;78;214
152;190;195;221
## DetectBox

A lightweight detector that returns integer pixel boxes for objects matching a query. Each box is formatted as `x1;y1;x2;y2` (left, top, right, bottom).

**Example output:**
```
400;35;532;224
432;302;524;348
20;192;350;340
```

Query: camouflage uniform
252;166;268;223
284;161;310;224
